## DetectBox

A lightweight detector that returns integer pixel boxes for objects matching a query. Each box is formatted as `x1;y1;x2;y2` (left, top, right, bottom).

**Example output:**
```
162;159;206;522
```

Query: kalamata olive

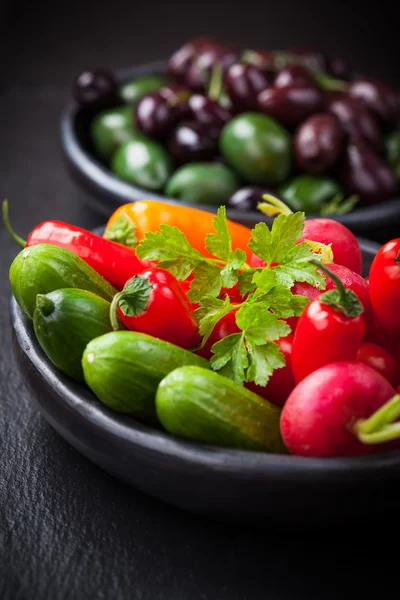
224;63;271;110
167;38;217;82
184;43;240;92
324;91;382;151
227;186;268;211
327;56;350;80
257;85;323;127
241;49;275;71
339;140;397;204
348;78;400;126
294;113;345;174
286;47;328;71
167;120;217;163
274;65;316;89
188;94;232;137
135;91;189;139
73;69;118;109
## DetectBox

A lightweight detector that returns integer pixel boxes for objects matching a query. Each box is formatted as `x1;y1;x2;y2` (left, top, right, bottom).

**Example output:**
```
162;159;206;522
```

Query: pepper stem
310;260;347;304
354;395;400;444
109;292;126;331
2;200;27;247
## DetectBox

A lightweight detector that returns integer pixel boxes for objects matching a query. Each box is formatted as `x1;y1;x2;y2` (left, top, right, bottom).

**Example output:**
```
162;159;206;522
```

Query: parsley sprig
136;206;326;387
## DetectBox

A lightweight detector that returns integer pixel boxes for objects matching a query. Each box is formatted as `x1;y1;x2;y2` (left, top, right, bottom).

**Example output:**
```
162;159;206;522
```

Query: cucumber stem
2;200;27;247
36;294;55;317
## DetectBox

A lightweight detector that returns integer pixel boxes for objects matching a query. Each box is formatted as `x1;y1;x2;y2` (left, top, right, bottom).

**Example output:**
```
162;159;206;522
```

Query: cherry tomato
369;238;400;337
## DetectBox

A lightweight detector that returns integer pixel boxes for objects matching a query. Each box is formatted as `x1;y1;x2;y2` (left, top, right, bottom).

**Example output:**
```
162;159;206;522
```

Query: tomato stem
2;200;26;248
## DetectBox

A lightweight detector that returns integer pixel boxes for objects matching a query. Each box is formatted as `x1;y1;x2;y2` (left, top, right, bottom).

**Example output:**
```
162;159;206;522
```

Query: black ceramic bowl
10;233;400;530
60;61;400;238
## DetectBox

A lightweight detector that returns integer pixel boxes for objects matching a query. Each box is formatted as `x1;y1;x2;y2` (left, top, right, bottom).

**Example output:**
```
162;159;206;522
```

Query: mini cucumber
156;366;286;453
10;244;117;318
82;331;210;423
33;288;113;383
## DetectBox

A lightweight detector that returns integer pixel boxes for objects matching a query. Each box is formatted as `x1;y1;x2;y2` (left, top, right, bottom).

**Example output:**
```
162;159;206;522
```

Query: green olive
219;113;292;185
119;75;170;105
111;137;173;191
165;162;240;205
385;130;400;179
90;105;135;161
278;174;343;213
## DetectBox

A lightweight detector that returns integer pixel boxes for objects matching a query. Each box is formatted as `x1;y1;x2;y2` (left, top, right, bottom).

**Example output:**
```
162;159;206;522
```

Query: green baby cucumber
82;331;210;423
156;366;286;453
33;288;113;383
10;244;117;318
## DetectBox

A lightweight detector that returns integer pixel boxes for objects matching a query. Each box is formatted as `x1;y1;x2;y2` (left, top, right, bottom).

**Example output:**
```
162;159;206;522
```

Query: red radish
250;218;362;275
281;362;397;457
357;342;399;388
298;218;362;275
246;334;295;407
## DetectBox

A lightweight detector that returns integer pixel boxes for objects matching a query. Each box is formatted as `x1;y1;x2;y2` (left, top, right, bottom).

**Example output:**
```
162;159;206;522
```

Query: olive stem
208;62;223;101
2;200;26;247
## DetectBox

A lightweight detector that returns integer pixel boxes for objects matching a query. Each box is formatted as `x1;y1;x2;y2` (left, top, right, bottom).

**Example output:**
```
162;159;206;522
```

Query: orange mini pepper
104;200;253;261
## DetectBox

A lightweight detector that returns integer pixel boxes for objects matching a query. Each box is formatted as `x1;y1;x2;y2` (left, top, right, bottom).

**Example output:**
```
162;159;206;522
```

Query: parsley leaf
236;302;290;343
237;268;261;295
249;212;305;266
205;206;232;260
247;343;285;386
210;333;248;384
195;295;236;345
188;263;223;303
136;224;205;280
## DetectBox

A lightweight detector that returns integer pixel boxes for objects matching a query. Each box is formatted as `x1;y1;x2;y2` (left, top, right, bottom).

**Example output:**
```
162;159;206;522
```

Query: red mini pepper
369;238;400;338
110;267;201;350
3;200;150;290
292;262;366;383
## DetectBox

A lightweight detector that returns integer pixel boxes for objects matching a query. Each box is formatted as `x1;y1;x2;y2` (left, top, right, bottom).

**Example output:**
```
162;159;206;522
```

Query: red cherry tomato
356;342;399;388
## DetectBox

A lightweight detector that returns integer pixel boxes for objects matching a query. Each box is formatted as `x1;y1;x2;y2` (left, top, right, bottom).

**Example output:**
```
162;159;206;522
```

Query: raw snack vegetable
3;200;149;290
10;244;116;318
156;365;286;452
33;288;113;382
110;267;200;349
291;262;365;382
103;199;253;260
82;331;209;420
368;237;400;337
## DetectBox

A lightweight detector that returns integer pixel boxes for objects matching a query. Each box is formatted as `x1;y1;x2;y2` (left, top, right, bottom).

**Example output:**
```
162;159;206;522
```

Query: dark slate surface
0;2;399;598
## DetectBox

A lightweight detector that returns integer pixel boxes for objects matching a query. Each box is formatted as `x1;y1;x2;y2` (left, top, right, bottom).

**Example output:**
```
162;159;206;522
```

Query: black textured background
1;2;399;598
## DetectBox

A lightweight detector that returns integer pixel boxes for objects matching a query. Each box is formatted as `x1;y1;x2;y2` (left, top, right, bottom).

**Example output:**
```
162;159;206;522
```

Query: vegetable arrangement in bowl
71;38;400;216
5;198;400;458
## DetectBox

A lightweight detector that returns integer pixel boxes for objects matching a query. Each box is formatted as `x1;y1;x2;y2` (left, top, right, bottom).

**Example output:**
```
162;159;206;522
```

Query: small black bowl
10;233;400;530
60;61;400;239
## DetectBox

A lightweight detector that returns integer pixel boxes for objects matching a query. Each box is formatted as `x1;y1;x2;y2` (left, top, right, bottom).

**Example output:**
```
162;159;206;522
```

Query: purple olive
135;91;189;138
274;65;316;89
167;120;217;163
324;91;382;151
73;69;118;109
227;186;269;211
225;63;271;110
167;38;217;82
339;140;397;204
188;94;232;137
327;56;350;80
286;47;328;71
294;114;345;175
348;78;400;126
184;43;240;92
257;85;323;127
